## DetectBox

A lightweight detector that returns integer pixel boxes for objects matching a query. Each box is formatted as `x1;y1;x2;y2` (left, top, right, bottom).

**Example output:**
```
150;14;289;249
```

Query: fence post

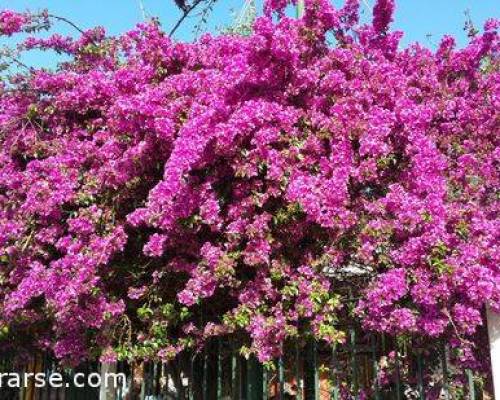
487;307;500;398
99;362;118;400
304;340;318;400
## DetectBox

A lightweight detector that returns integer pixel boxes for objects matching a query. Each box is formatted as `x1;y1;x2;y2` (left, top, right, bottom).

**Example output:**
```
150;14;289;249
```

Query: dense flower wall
0;0;498;384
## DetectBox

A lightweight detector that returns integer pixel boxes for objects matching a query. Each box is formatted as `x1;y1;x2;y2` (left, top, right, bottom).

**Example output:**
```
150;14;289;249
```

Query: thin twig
168;0;205;38
47;14;101;47
47;14;87;36
5;55;32;72
0;49;33;72
443;308;473;346
194;0;218;39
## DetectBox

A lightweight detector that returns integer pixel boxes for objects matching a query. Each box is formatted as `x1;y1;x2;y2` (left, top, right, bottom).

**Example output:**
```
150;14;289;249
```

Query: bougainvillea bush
0;0;498;388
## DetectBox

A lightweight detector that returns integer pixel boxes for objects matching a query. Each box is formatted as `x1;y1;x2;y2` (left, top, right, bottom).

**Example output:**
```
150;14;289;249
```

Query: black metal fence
0;332;491;400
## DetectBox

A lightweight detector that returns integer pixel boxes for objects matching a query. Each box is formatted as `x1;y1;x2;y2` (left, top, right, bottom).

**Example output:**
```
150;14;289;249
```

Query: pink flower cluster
0;10;29;36
0;0;498;375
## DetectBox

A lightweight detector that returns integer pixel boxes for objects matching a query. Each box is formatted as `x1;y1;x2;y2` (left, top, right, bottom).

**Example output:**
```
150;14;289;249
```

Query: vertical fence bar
144;362;149;400
232;350;238;400
304;339;319;400
82;362;88;400
161;362;168;400
246;356;263;400
66;361;72;400
205;341;218;400
247;357;253;400
417;351;425;400
117;362;123;400
371;335;380;400
77;364;84;400
150;361;154;398
350;329;358;399
31;355;37;400
217;340;222;400
395;342;402;400
100;362;118;400
146;361;152;398
487;307;500;400
467;369;475;400
147;361;152;399
45;354;52;400
331;343;339;400
153;362;159;399
441;343;449;400
240;356;245;400
157;362;162;399
278;356;284;400
262;365;268;400
194;352;204;400
203;349;208;400
139;362;145;400
189;354;194;400
245;359;255;400
139;362;146;400
295;342;302;400
313;341;319;400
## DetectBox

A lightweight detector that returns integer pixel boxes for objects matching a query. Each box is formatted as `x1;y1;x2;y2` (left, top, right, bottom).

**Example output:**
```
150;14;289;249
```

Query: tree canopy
0;0;498;383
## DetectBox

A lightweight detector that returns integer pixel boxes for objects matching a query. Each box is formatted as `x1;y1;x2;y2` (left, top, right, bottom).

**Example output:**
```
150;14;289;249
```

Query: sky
0;0;498;69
